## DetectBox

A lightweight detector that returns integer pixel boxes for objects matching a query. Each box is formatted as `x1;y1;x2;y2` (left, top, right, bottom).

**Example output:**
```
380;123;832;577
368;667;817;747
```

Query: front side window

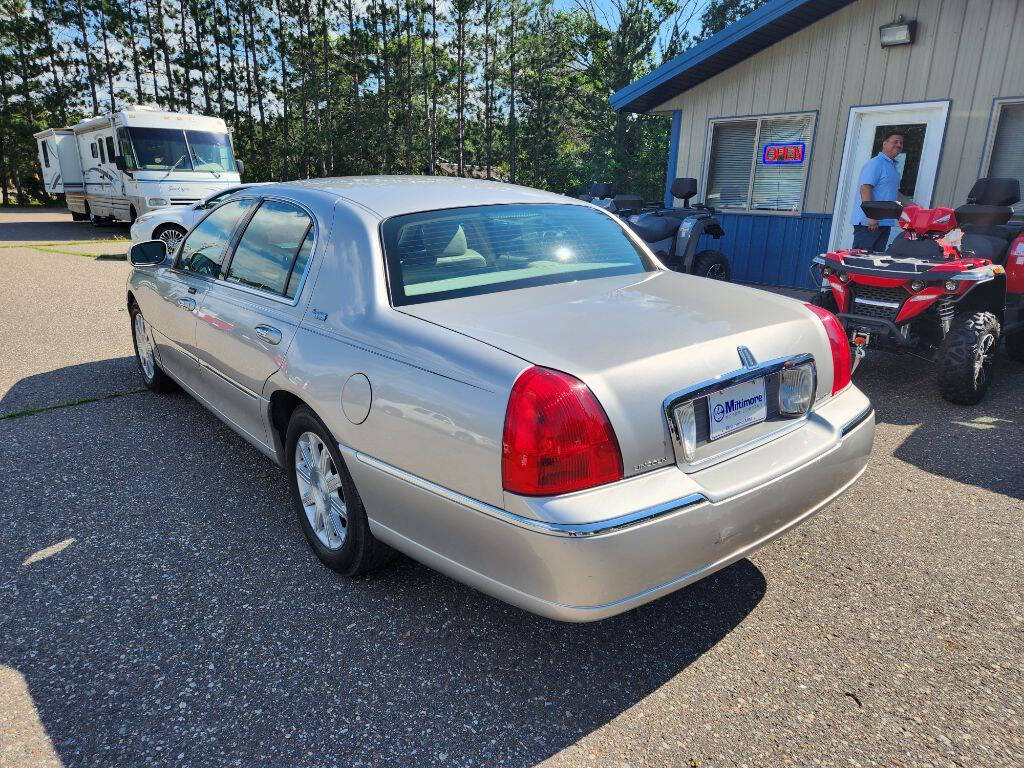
225;200;312;296
186;130;237;173
382;204;654;306
127;127;192;171
41;141;49;167
704;113;815;213
105;136;116;165
202;187;244;209
117;128;137;170
176;198;256;277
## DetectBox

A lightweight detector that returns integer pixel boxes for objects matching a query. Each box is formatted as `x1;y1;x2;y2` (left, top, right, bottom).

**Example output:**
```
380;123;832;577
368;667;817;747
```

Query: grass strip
1;388;146;421
0;239;127;249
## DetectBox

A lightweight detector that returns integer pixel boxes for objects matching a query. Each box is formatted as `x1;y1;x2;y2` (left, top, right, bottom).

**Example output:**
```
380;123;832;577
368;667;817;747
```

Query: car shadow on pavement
0;217;130;243
0;357;139;418
852;349;1024;499
0;374;767;767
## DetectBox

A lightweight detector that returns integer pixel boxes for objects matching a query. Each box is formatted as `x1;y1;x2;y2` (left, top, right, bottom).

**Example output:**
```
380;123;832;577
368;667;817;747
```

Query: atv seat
630;213;680;242
961;232;1010;263
885;233;945;260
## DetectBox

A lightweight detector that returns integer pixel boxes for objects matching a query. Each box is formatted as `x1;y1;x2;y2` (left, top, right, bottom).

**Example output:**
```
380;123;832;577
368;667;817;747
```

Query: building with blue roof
613;0;1024;288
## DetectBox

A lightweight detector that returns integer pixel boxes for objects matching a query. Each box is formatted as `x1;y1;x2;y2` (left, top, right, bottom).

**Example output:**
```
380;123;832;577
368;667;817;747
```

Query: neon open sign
762;142;806;165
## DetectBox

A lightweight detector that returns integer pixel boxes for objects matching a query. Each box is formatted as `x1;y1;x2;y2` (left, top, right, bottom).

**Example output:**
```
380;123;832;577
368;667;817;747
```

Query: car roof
250;176;580;219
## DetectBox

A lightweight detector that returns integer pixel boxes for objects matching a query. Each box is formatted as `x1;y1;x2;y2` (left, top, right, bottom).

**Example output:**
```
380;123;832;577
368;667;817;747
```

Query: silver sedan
126;176;874;621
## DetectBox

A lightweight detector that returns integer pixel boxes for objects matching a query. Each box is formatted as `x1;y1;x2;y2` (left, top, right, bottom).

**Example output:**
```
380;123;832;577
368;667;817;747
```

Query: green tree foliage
695;0;770;40
1;0;722;205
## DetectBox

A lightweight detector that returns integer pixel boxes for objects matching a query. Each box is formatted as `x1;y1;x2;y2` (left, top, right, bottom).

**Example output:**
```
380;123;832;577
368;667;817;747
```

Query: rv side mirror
236;159;245;177
130;240;167;266
114;155;126;171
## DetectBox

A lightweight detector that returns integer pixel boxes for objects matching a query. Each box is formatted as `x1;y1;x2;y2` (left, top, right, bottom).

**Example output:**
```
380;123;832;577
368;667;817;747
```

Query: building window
983;99;1024;211
703;113;815;214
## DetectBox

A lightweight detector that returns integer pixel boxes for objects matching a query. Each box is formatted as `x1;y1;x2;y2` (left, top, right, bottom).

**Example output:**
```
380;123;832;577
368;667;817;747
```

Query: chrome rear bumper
343;386;874;621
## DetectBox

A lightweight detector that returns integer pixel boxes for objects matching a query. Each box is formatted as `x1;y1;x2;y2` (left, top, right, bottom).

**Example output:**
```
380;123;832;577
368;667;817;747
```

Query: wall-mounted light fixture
880;15;916;47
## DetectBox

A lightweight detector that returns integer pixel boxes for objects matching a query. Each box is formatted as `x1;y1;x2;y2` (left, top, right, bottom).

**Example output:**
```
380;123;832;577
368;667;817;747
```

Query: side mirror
236;159;245;177
130;240;168;266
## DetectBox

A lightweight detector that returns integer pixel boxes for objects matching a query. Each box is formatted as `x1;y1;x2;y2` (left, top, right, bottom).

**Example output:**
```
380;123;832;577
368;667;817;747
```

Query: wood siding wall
655;0;1024;214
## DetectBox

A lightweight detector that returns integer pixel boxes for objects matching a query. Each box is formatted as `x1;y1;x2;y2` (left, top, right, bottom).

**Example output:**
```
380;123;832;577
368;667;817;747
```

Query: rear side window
98;140;106;164
381;203;653;306
225;200;313;297
91;142;98;159
41;141;50;167
105;136;116;164
176;198;256;277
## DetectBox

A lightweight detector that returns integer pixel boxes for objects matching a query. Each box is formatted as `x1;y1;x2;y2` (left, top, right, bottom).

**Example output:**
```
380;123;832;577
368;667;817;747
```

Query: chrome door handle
255;324;282;345
177;297;196;310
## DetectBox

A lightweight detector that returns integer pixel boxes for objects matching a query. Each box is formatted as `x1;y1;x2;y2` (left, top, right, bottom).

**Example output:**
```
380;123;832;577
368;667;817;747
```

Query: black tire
936;311;1000;405
129;302;176;393
286;406;394;576
691;250;731;281
154;224;187;254
810;289;839;314
129;205;138;225
71;210;89;222
1005;328;1024;362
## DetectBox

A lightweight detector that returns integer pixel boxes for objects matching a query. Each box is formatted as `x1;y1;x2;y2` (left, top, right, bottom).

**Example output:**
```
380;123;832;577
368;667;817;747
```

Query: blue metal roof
611;0;857;113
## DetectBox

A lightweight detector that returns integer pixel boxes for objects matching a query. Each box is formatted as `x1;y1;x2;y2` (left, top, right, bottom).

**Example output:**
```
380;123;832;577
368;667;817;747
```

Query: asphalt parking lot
1;207;1022;767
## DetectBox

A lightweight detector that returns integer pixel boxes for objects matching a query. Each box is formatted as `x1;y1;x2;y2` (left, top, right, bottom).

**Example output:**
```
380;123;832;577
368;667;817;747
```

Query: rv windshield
127;128;192;171
126;127;237;173
186;130;237;173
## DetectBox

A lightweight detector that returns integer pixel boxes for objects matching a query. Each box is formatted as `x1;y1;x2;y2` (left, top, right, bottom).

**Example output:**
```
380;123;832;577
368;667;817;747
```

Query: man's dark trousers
851;225;890;251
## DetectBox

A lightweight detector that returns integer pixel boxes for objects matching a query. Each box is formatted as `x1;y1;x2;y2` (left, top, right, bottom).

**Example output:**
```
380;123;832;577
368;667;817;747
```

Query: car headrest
967;177;1020;206
670;177;698;200
420;222;468;258
397;225;429;264
588;182;614;199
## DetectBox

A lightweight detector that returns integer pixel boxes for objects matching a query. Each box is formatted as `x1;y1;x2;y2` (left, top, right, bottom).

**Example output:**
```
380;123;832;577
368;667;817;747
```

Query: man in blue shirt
850;131;904;251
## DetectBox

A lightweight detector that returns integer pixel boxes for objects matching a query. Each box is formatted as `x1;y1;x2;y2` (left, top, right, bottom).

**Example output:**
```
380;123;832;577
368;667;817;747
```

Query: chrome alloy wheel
133;311;156;381
705;262;726;280
975;332;996;386
295;431;348;550
158;227;185;254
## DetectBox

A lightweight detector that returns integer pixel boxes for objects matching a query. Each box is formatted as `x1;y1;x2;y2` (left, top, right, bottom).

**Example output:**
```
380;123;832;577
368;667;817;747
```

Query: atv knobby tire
1005;328;1024;363
810;289;839;314
937;311;1000;405
691;250;731;281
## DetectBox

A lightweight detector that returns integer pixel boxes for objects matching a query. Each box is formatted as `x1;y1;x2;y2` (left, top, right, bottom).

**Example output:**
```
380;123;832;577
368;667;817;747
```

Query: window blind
706;121;756;209
751;116;813;212
989;103;1024;182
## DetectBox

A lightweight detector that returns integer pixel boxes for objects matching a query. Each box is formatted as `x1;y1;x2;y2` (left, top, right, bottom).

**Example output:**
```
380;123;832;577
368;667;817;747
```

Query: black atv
582;178;731;280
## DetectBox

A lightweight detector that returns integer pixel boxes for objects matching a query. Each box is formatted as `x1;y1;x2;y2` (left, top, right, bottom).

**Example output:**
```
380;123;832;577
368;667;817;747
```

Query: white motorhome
34;106;243;224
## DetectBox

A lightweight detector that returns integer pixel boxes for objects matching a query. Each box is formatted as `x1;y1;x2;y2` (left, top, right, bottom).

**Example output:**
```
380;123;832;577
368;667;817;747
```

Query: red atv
810;177;1024;405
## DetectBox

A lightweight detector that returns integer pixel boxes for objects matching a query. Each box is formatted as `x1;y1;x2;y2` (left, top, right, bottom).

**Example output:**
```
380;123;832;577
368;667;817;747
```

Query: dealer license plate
707;378;767;441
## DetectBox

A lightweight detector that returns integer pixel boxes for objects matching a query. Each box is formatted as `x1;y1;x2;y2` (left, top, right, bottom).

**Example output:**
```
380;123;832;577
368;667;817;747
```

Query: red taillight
805;302;852;394
502;366;623;496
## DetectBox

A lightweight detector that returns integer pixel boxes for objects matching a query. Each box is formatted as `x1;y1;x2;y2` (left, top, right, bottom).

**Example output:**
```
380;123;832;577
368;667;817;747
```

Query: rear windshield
381;204;654;305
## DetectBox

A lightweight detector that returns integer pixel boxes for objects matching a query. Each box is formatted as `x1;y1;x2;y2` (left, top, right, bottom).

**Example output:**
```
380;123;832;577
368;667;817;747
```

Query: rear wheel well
269;390;306;461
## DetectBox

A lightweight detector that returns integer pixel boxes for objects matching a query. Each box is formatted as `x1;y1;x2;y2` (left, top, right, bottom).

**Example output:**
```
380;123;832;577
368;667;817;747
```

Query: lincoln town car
126;177;874;621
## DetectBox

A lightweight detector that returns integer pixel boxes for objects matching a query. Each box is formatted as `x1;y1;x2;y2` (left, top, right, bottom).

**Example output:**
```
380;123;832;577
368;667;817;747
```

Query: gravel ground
1;212;1022;767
